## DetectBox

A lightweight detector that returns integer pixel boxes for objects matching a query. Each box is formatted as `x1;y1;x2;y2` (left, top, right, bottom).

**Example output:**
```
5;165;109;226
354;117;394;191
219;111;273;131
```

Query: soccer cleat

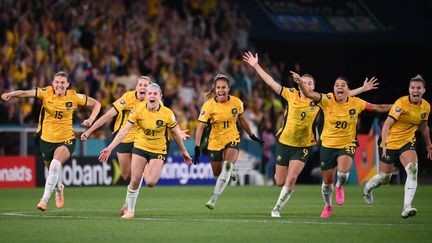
37;201;47;212
206;200;215;210
55;184;65;209
362;181;373;205
121;212;134;219
120;203;128;216
335;186;344;205
401;207;417;219
320;205;333;218
271;209;281;218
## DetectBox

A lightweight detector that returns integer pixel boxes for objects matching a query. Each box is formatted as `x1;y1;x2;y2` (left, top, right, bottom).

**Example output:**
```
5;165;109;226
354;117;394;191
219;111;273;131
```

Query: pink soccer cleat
120;203;128;216
37;201;47;212
335;186;344;205
320;205;333;218
121;212;134;219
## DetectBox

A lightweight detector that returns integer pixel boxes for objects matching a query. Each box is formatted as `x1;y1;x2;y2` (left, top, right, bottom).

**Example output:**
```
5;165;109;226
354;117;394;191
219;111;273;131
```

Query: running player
363;74;431;218
1;71;101;211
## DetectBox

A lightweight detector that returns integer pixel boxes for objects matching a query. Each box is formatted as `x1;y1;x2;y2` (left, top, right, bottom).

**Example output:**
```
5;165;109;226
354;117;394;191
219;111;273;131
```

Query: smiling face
52;75;69;96
136;77;150;101
214;79;230;102
333;78;349;102
146;86;162;109
409;81;425;104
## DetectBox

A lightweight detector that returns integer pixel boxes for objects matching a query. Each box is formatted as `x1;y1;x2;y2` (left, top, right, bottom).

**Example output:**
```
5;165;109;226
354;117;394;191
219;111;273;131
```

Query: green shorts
275;141;312;166
208;141;240;162
380;142;416;165
39;138;76;161
132;147;167;162
320;146;356;170
116;142;134;153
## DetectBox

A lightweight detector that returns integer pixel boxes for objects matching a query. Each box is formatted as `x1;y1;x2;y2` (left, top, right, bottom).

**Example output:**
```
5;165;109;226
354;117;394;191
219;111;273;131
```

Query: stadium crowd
0;0;294;178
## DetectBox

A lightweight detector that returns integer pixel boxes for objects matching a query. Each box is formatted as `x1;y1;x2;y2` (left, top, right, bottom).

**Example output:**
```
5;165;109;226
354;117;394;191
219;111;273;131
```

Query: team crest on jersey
66;102;73;110
200;110;205;116
41;87;47;91
349;109;356;118
77;94;84;100
119;100;126;106
231;108;238;117
288;88;294;92
325;94;331;100
395;107;402;114
156;120;164;128
422;112;426;119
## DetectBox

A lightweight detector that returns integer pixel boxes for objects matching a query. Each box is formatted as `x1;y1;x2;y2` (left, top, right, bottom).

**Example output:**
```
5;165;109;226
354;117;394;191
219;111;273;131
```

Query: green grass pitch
1;185;431;242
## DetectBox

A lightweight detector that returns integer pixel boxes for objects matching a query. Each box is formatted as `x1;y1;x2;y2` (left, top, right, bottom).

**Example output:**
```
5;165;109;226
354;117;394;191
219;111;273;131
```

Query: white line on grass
1;211;429;227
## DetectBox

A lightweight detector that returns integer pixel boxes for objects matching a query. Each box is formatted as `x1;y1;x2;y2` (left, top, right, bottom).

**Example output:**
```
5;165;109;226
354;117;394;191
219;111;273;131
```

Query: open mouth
336;91;344;98
149;98;156;104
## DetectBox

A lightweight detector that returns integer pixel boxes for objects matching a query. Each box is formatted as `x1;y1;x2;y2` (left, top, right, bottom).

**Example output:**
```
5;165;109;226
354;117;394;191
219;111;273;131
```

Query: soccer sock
364;172;392;192
321;183;333;206
126;187;140;214
41;159;61;203
273;186;294;211
211;161;233;203
124;175;144;208
55;165;63;193
404;163;418;208
336;171;349;188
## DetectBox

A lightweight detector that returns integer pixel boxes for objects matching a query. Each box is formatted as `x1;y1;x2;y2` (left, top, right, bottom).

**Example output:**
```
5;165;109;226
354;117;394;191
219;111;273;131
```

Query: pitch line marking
1;211;429;227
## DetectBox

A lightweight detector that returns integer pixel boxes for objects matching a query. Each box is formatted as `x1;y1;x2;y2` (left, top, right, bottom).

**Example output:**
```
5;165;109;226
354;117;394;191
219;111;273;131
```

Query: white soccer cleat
401;207;417;219
206;200;215;210
271;209;281;218
362;181;373;205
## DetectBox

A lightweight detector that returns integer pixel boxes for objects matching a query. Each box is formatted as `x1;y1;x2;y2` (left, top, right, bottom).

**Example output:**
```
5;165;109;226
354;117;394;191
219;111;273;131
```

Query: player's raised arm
243;51;282;94
364;103;392;113
81;97;101;127
349;77;379;97
1;89;36;101
99;122;133;163
290;71;321;102
81;107;117;140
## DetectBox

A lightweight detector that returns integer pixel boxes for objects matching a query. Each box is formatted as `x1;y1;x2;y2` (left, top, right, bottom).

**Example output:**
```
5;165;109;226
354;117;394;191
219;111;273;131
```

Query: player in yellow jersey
292;71;391;218
1;71;101;211
194;74;264;210
98;83;192;219
243;51;379;217
363;74;431;218
81;76;150;215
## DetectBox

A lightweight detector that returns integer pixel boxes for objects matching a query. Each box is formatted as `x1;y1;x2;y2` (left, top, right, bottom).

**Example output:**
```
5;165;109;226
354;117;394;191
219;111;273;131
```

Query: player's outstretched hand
182;151;192;165
81;132;89;141
243;51;258;68
290;71;302;83
179;129;190;141
363;77;379;91
98;148;111;163
81;119;93;127
1;93;11;101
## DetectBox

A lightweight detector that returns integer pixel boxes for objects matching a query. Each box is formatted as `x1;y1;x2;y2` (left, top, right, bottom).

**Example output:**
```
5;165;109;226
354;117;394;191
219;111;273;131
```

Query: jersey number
145;129;155;136
223;121;230;128
300;112;306;120
55;111;63;119
335;121;347;129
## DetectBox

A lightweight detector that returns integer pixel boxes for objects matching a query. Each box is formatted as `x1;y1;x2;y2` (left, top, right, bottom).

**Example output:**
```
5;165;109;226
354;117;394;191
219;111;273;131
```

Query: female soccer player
81;76;150;215
194;74;264;210
243;51;379;217
363;74;431;218
98;83;192;219
1;71;101;211
292;71;391;218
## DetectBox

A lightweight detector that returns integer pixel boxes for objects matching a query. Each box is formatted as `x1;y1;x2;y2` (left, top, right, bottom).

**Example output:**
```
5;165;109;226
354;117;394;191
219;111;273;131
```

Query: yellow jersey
318;93;366;148
277;87;319;147
128;102;177;154
36;86;87;143
112;91;141;143
198;96;244;150
383;96;430;149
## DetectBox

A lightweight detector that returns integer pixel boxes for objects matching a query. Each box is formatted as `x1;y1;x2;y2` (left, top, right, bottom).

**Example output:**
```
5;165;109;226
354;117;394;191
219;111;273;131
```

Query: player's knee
146;181;157;188
121;171;130;181
275;179;284;187
405;163;418;177
286;176;297;188
379;172;392;184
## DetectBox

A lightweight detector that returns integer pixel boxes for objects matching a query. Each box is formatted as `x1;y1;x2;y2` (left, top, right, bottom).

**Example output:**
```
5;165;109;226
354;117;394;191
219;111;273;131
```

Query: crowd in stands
1;0;303;180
